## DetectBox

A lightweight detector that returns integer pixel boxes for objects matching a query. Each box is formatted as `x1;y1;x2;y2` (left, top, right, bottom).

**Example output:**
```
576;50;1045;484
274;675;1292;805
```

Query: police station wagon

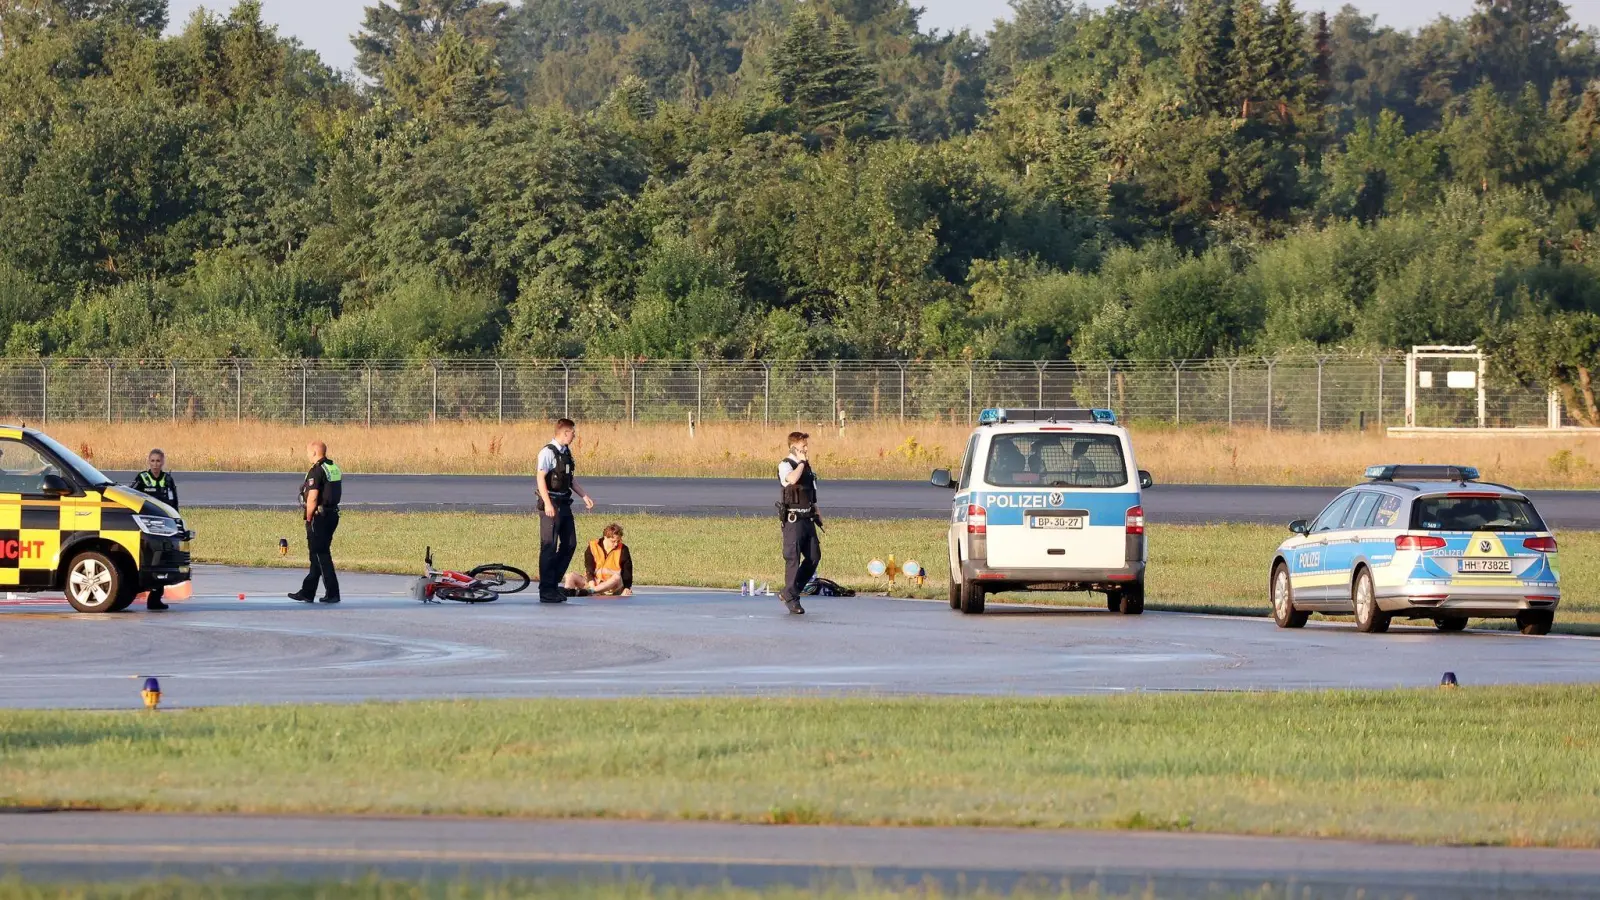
930;408;1152;615
1269;465;1561;635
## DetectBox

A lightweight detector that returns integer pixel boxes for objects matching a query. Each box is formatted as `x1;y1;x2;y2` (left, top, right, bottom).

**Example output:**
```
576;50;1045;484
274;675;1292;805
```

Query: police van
0;425;192;612
930;408;1152;615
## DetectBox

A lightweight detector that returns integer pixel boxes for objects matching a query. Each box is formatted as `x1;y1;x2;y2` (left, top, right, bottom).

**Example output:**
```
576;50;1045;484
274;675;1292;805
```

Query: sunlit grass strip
5;689;1600;846
46;421;1600;488
184;510;1600;626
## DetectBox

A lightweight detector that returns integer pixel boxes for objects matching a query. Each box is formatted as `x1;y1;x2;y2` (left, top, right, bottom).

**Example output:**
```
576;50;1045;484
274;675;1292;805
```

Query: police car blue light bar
1364;464;1480;482
978;408;1118;425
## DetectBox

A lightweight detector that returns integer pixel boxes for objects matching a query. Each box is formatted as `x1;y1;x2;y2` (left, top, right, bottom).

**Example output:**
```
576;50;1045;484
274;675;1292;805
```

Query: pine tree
767;10;883;143
1180;0;1234;115
1227;0;1269;118
1262;0;1307;123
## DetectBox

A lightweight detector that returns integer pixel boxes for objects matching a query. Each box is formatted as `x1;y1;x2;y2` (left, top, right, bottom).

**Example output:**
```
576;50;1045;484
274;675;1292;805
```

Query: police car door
981;430;1131;572
1292;491;1357;605
1322;491;1381;607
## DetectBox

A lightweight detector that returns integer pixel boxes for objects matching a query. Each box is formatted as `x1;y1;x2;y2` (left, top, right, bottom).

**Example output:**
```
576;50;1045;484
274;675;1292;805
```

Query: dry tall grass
30;420;1600;487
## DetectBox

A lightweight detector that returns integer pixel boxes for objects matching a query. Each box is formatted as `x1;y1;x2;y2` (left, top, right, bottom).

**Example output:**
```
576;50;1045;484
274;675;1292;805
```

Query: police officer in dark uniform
536;418;594;603
289;440;342;604
777;431;822;615
128;448;178;611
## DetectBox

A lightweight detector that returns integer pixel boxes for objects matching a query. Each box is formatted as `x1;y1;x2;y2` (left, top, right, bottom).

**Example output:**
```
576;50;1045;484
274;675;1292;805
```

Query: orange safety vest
589;540;625;580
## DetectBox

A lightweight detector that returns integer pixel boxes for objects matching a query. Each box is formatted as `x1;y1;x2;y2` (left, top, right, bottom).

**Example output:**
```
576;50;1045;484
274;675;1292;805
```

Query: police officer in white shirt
776;431;821;615
536;418;595;602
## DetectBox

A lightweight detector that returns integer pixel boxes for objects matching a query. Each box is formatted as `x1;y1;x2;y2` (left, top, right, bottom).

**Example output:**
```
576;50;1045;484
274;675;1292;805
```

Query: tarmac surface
6;569;1600;898
106;470;1600;528
4;812;1600;899
2;566;1596;709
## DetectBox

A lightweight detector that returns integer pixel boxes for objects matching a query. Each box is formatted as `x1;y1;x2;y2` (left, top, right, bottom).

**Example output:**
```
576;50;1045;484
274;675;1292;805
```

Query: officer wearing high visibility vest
777;431;822;615
289;440;342;604
563;523;633;596
536;418;595;603
128;448;178;611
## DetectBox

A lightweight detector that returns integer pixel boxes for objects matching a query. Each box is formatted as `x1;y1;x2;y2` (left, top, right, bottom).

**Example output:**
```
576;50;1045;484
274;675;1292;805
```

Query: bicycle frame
421;547;483;600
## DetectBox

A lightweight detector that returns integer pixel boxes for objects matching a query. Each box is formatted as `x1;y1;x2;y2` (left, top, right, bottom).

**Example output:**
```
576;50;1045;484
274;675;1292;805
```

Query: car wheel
948;574;961;610
1116;581;1145;615
1352;568;1389;634
1516;610;1554;636
1270;563;1309;629
959;579;985;615
1434;617;1468;633
65;551;130;614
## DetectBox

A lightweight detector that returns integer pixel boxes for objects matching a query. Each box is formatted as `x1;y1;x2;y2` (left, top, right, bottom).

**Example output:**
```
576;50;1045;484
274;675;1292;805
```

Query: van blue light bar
978;408;1118;425
1365;464;1480;482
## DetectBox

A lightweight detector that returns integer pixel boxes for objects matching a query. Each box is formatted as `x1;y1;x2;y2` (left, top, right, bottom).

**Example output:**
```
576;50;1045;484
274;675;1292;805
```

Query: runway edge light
141;677;161;710
1441;672;1459;689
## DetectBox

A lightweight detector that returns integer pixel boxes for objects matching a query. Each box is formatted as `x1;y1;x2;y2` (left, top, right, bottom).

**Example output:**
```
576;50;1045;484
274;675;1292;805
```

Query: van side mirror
40;473;72;497
1138;470;1154;489
929;469;957;489
1289;519;1310;535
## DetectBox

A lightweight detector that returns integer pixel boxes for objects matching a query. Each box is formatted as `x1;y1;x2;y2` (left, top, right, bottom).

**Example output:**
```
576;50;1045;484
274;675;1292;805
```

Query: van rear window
1410;496;1546;532
985;434;1128;488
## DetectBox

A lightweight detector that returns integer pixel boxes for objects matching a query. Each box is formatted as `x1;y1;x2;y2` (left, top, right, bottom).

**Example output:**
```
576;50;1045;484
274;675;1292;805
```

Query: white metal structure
1403;345;1561;430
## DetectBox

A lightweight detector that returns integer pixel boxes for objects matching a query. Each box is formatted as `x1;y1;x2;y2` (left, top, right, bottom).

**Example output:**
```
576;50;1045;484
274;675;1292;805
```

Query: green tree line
2;0;1600;413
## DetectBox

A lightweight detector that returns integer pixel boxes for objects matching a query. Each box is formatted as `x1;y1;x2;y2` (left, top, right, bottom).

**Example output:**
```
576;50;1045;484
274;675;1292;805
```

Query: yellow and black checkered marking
0;490;144;590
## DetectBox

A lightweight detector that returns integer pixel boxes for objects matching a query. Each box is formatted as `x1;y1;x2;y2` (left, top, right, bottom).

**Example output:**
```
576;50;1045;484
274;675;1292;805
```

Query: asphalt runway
2;566;1596;709
5;812;1600;899
105;471;1600;528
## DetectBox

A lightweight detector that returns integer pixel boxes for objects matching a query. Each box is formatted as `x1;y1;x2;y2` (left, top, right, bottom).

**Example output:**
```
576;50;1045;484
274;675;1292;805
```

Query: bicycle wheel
435;585;498;603
467;564;530;594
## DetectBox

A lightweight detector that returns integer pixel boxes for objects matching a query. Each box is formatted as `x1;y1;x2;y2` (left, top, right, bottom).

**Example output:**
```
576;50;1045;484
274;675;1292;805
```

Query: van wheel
1517;611;1554;636
1352;568;1390;634
1271;563;1309;628
959;579;985;615
948;576;961;610
1115;582;1145;615
65;551;131;614
1105;592;1119;612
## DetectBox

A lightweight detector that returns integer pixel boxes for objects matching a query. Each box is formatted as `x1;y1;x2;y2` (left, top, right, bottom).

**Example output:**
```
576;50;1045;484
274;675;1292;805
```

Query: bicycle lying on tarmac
414;547;530;603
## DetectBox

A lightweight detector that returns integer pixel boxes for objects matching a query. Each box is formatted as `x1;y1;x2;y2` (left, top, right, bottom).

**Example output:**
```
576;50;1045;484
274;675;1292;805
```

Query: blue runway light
141;677;161;710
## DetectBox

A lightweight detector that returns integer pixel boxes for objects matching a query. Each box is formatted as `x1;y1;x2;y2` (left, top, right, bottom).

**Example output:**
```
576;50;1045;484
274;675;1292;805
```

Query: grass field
0;881;1286;900
185;510;1600;627
43;421;1600;488
5;688;1600;846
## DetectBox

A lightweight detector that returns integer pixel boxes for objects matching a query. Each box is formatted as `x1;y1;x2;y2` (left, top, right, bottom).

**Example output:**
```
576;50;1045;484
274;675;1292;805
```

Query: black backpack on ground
802;577;855;597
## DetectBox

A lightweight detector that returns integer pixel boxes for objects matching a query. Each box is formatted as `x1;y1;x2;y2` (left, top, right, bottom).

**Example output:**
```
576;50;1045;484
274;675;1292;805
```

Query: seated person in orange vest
562;523;634;596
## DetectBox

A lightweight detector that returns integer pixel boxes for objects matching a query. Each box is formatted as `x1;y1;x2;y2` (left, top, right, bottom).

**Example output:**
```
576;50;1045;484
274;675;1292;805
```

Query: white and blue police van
930;408;1153;615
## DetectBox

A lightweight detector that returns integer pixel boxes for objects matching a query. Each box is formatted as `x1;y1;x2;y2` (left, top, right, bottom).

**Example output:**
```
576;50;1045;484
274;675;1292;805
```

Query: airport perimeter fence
0;356;1560;431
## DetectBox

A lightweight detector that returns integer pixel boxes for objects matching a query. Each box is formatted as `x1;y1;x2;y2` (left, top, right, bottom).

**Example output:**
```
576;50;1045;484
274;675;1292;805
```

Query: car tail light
1523;536;1558;553
967;505;987;535
1126;505;1145;535
1395;534;1447;551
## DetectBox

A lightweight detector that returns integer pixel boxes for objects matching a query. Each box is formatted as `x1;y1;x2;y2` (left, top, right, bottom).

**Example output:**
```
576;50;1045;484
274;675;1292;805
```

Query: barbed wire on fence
0;356;1560;430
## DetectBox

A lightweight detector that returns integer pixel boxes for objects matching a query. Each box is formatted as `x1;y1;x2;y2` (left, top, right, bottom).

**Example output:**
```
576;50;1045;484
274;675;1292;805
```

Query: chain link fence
0;356;1560;430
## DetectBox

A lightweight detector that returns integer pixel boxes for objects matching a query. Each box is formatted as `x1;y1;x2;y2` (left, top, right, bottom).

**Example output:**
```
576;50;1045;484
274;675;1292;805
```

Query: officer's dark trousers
300;509;340;600
538;500;577;600
780;517;822;603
